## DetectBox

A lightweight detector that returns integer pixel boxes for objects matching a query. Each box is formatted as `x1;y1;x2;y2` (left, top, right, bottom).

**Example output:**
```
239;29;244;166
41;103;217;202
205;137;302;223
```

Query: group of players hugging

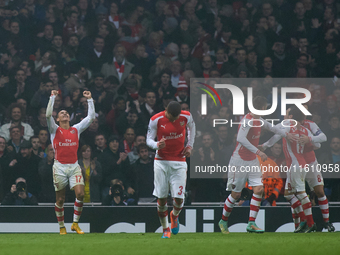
46;89;334;237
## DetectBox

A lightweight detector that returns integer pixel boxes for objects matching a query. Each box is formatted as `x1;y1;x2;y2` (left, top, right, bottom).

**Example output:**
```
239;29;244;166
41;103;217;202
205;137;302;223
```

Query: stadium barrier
0;206;339;233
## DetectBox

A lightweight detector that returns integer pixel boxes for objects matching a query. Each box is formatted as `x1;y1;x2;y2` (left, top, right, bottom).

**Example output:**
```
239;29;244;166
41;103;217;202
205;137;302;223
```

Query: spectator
2;69;36;107
127;134;147;164
86;36;110;73
101;44;135;84
97;136;129;197
32;108;48;134
127;143;154;200
79;145;102;202
0;136;15;199
7;126;26;154
64;62;87;92
2;177;38;205
93;133;107;159
8;140;41;197
140;90;158;121
30;79;54;110
30;135;45;158
175;79;189;104
38;128;50;151
38;144;55;202
121;128;136;154
178;43;202;76
0;103;34;142
116;108;147;137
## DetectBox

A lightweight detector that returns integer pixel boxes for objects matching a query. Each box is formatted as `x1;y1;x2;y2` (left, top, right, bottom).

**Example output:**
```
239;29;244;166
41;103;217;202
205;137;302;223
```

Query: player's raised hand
83;90;92;99
298;134;310;145
157;138;166;149
51;90;58;96
182;146;192;157
258;151;267;162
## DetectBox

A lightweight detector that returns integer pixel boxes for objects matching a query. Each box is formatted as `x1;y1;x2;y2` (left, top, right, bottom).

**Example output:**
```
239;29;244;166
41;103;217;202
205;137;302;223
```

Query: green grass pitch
0;232;339;255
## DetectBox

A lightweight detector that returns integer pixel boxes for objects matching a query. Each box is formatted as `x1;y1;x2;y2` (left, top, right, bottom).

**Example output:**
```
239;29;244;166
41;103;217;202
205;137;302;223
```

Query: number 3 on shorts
178;186;183;195
75;175;82;183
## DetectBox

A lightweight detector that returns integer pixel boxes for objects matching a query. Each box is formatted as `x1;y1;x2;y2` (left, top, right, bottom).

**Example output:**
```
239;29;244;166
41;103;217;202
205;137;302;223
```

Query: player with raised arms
147;101;195;238
46;89;95;235
219;96;294;234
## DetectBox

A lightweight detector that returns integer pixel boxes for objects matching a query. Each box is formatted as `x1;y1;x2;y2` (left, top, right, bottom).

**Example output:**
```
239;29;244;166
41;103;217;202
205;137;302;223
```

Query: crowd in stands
0;0;339;205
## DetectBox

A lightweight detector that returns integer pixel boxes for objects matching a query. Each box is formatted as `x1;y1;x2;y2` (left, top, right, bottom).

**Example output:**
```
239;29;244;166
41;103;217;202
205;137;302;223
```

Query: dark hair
7;103;23;121
128;109;139;116
252;96;267;110
137;143;148;154
95;133;106;139
289;106;305;122
120;25;132;37
105;75;119;85
30;135;39;142
9;125;21;133
63;46;76;59
167;101;181;117
94;35;104;42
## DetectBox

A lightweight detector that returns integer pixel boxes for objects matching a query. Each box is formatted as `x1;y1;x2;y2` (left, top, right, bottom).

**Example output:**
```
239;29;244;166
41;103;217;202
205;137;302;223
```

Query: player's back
150;110;190;161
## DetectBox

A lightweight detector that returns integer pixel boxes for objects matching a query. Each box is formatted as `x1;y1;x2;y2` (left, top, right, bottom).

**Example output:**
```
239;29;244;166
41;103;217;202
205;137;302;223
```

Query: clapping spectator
79;145;102;202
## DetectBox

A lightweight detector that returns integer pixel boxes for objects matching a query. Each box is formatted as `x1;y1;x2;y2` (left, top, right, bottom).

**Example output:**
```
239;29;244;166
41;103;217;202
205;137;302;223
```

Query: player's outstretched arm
73;91;96;134
46;90;58;134
261;134;282;150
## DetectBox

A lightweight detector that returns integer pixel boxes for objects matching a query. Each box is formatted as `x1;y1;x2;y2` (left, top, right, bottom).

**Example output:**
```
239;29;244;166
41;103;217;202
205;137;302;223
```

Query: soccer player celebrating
261;106;318;233
46;90;95;235
219;96;292;234
146;101;195;238
261;106;335;232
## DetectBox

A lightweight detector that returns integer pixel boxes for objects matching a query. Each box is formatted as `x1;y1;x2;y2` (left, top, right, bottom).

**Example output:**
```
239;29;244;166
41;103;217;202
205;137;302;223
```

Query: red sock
222;195;235;221
318;196;329;222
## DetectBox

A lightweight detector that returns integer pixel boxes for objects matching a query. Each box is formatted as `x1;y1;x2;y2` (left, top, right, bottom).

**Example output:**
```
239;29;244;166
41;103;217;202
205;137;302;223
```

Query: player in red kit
146;101;195;238
47;90;95;235
261;106;318;233
219;96;292;234
261;106;335;232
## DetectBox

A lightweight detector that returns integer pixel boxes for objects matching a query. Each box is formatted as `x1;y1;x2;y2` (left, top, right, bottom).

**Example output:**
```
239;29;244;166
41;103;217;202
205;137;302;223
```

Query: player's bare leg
55;188;66;235
219;191;240;234
246;186;264;233
71;184;85;234
313;185;335;232
157;198;170;238
170;198;183;235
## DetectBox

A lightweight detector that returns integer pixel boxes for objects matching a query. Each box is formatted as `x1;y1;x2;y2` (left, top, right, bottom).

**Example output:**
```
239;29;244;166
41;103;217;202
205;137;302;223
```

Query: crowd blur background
0;0;339;206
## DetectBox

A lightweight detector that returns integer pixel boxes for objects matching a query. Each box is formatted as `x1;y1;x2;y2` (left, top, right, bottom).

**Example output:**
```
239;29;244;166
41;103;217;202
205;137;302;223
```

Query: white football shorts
153;160;187;199
285;164;307;193
226;157;262;193
306;160;324;190
53;160;84;191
